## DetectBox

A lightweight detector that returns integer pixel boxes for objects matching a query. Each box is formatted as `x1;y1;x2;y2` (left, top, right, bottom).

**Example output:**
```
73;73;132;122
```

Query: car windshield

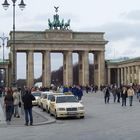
32;92;41;97
48;94;53;100
56;96;78;103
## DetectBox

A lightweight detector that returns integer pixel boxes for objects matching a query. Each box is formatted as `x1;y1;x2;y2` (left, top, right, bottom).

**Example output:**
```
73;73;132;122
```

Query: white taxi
42;92;63;113
38;92;50;108
31;91;42;106
49;95;85;119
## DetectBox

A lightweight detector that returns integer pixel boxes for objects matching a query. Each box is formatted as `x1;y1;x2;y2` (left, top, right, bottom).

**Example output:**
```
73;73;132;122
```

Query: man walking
22;88;35;126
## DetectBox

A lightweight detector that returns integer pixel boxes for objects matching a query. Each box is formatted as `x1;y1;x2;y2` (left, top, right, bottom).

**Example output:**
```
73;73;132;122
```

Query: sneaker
30;123;33;126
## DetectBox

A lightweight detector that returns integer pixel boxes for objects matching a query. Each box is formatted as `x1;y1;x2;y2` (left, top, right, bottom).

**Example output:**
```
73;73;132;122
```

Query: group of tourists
103;84;139;106
2;82;140;126
3;86;35;125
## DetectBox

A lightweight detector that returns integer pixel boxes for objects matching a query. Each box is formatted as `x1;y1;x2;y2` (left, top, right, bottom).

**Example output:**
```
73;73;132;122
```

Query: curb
0;97;56;127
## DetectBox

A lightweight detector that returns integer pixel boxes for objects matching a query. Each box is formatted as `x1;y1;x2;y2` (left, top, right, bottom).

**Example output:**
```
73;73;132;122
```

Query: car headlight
57;108;65;111
78;107;84;110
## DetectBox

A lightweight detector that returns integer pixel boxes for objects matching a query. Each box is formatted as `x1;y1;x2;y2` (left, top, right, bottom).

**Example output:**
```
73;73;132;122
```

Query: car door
50;96;56;115
42;94;47;109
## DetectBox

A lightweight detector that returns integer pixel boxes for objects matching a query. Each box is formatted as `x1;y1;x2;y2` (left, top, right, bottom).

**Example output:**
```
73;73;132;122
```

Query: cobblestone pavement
0;97;55;127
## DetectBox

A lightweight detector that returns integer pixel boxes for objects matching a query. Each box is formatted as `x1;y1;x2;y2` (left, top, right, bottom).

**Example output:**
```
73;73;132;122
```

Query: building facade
106;57;140;86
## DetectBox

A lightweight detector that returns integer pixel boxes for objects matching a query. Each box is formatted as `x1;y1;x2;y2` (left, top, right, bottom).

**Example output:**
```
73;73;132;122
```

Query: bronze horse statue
64;19;70;30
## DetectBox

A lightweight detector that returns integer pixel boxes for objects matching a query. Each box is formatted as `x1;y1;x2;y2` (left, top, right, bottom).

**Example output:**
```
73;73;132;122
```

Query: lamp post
0;33;8;88
2;0;26;87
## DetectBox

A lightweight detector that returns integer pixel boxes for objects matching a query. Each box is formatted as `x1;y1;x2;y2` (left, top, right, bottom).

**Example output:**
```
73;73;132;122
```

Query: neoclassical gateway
1;8;140;88
8;30;107;88
7;8;108;88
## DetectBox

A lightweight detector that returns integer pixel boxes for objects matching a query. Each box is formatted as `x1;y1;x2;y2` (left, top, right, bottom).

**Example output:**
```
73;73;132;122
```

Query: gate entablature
9;30;107;52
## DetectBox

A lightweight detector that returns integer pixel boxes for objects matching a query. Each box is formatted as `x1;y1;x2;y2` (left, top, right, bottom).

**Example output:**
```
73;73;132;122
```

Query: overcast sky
0;0;140;79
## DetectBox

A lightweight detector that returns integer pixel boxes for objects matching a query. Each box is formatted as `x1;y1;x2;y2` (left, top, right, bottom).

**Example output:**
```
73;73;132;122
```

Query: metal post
2;0;26;87
12;0;16;87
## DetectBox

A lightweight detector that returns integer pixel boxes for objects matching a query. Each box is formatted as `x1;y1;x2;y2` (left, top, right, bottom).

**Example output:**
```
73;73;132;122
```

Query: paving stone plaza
0;91;140;140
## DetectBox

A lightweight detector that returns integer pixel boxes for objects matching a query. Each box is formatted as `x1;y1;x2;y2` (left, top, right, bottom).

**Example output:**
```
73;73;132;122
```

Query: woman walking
13;88;20;118
4;89;14;124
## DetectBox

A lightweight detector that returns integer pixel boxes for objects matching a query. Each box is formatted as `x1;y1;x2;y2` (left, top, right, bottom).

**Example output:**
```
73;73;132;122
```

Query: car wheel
50;110;53;116
55;110;58;119
41;103;43;109
46;106;50;113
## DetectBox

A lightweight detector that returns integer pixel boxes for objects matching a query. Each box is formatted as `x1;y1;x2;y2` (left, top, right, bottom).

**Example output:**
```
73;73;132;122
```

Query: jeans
5;105;13;121
122;98;126;106
24;108;33;124
14;105;20;117
129;96;133;106
105;96;109;104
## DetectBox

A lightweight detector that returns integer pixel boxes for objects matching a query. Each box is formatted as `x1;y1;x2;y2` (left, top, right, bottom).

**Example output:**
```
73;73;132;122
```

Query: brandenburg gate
8;8;108;88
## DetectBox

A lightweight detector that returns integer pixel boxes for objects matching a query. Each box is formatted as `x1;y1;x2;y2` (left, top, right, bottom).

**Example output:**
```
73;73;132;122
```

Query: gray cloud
82;22;140;42
120;10;140;21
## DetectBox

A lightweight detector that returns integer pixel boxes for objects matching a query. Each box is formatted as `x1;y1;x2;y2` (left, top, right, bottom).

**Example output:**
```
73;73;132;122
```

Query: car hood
35;96;40;100
56;102;84;108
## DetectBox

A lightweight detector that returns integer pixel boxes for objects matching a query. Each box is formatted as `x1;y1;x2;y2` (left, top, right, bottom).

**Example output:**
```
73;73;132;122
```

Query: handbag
19;102;21;107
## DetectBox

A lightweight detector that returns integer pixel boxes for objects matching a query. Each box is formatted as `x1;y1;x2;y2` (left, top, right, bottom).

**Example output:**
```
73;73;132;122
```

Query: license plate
67;112;77;115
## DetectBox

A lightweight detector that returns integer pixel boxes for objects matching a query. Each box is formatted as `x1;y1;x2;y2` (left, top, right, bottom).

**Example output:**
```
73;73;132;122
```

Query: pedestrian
22;88;35;126
13;88;20;118
4;89;14;124
137;87;140;102
116;87;121;103
112;86;117;103
77;86;83;101
127;86;135;106
121;86;127;106
104;86;110;104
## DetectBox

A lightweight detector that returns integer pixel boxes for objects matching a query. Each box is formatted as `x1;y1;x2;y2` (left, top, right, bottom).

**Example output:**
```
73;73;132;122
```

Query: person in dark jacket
4;89;14;124
104;87;110;104
22;89;35;126
77;86;83;101
121;86;127;106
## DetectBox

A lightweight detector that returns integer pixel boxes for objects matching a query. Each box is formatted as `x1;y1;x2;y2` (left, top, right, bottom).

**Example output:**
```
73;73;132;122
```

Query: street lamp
0;33;8;88
2;0;26;87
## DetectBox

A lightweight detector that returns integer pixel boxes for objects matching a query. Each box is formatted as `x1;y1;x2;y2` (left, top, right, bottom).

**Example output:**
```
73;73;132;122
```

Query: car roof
31;91;42;93
54;94;74;97
52;92;63;95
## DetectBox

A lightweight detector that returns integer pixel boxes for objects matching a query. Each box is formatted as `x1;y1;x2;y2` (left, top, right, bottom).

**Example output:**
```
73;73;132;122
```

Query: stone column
124;67;127;85
127;66;130;84
26;51;34;88
100;51;105;85
117;68;120;87
131;66;134;83
78;52;83;85
10;50;17;86
94;51;105;88
107;68;111;85
42;51;51;87
63;51;73;86
120;68;123;85
135;65;139;84
82;51;89;86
